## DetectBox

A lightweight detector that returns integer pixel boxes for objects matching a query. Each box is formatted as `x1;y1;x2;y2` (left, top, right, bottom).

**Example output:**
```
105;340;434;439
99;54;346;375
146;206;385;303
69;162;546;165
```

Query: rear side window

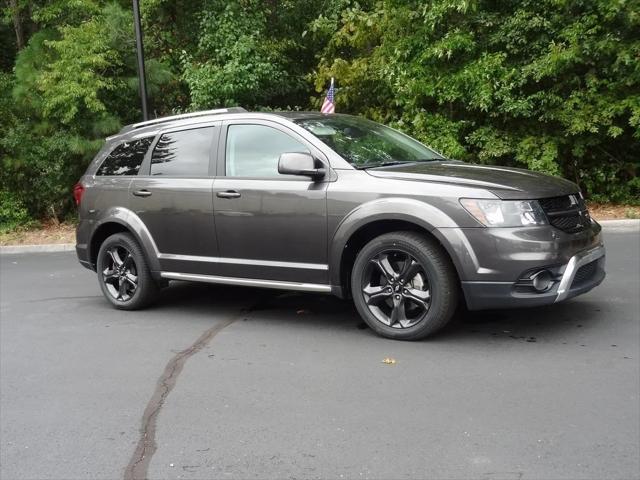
150;127;214;177
97;137;153;176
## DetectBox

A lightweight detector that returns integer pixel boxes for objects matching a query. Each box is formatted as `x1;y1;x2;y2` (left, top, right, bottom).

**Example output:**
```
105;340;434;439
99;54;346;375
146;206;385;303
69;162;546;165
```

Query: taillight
73;182;85;206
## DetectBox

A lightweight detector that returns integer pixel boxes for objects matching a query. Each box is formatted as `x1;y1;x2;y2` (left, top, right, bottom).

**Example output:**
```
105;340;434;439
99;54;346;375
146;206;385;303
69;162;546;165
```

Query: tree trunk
9;0;25;50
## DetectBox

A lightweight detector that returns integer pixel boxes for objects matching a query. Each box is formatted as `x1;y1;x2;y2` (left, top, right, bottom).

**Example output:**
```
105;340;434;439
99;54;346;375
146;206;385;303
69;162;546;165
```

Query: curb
0;243;75;254
598;219;640;231
0;220;638;255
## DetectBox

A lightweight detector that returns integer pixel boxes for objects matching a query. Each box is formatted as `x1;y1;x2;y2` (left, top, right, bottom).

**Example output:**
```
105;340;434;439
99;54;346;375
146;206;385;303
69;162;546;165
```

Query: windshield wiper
357;160;418;170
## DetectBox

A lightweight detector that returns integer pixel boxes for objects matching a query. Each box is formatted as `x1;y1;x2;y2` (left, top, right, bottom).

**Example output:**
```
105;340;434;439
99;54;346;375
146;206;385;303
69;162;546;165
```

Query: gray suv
74;108;605;340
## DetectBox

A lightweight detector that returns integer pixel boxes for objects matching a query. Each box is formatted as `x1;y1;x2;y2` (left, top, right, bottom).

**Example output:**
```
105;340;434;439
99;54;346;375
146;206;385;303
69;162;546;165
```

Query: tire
351;231;459;340
96;232;160;310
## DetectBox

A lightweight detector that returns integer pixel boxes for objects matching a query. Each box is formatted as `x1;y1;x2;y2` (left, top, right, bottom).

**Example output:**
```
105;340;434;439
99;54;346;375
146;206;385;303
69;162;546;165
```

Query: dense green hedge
1;0;638;226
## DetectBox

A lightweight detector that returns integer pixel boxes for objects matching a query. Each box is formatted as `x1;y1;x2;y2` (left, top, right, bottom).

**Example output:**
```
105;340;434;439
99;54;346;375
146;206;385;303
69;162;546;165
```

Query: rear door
212;120;330;285
130;122;220;275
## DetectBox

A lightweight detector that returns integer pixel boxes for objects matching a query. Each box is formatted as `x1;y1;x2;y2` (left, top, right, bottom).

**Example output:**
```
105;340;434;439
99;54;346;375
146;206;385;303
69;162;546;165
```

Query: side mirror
278;152;326;179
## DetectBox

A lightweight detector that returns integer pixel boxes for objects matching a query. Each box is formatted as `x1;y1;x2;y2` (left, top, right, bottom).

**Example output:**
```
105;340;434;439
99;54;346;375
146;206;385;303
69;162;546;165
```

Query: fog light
531;270;553;292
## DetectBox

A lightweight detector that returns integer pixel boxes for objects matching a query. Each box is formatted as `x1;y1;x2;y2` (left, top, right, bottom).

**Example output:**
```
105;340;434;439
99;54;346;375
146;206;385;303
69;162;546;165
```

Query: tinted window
97;137;153;176
150;127;214;176
226;124;309;177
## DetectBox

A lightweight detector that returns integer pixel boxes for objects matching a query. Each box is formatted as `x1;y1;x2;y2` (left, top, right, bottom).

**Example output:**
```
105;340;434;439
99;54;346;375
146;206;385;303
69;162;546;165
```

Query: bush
0;190;33;233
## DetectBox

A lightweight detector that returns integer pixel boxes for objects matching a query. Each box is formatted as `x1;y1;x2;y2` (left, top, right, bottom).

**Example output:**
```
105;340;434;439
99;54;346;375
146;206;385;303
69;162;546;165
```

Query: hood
365;161;578;199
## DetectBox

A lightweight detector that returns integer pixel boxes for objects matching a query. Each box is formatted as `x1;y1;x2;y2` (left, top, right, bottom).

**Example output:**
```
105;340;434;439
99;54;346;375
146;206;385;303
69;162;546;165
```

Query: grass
625;208;640;220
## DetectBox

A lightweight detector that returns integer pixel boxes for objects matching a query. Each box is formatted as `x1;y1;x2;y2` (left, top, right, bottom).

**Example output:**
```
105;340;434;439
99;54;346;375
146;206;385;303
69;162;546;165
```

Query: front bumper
461;243;605;310
435;220;606;311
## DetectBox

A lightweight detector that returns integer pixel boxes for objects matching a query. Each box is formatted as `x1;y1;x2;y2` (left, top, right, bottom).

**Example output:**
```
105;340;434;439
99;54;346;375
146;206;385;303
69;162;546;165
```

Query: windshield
294;115;443;168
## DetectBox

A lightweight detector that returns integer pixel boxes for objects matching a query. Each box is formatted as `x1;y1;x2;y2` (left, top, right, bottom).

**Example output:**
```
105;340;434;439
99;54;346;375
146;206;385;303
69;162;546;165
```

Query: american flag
321;78;335;114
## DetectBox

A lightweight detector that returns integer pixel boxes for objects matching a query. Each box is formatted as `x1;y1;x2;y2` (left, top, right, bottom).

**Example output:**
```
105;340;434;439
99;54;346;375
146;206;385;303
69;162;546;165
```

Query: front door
129;123;220;275
212;121;329;285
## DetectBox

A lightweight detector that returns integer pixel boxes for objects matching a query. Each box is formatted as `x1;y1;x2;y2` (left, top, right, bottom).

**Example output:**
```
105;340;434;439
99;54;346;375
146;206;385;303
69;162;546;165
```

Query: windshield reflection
295;115;443;167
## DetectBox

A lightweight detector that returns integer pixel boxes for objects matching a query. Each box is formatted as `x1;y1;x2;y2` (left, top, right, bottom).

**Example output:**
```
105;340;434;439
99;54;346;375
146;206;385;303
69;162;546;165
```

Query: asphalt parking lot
1;225;639;480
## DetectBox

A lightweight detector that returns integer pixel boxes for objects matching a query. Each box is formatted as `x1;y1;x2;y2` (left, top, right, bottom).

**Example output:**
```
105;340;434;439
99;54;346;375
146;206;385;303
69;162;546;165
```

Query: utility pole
132;0;149;121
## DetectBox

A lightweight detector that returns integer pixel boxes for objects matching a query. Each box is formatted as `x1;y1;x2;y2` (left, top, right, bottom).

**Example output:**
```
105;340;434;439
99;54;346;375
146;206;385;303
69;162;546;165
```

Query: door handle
132;189;152;197
216;190;241;199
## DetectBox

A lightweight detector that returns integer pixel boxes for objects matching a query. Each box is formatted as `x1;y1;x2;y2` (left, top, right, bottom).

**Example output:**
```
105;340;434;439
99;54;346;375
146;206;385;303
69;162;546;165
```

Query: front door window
225;124;309;177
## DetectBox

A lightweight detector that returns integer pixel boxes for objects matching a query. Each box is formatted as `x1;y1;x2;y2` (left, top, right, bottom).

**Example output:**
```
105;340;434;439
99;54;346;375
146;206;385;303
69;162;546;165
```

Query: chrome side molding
160;271;332;293
158;253;328;271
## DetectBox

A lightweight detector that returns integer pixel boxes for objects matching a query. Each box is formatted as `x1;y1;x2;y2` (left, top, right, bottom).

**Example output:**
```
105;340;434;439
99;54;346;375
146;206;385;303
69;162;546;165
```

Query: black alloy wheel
101;245;138;302
362;250;431;329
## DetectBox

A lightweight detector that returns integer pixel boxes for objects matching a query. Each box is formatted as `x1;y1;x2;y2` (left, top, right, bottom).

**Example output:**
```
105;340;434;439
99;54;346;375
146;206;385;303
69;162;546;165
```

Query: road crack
123;307;252;480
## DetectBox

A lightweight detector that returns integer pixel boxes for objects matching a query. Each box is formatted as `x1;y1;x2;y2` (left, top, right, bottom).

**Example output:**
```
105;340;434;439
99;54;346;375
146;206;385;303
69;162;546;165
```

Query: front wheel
96;232;159;310
351;231;459;340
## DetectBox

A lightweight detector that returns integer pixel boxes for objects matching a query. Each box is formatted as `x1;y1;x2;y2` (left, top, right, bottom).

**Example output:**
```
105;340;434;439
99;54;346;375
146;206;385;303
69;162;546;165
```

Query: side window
150;127;215;177
226;124;309;177
96;137;153;176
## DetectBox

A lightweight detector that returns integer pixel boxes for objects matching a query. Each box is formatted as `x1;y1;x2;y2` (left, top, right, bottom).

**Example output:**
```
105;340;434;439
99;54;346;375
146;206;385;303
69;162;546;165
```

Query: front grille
538;194;591;233
572;260;598;287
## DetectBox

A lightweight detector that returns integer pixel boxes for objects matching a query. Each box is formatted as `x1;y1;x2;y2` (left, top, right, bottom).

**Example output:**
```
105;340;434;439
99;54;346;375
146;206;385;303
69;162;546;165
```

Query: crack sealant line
123;304;259;480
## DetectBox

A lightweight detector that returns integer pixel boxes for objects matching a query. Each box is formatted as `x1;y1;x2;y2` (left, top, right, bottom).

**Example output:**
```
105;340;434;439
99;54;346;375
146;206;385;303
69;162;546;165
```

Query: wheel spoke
122;252;133;269
389;297;407;327
404;287;430;310
370;253;397;281
108;249;123;267
103;268;118;280
363;283;391;305
399;259;421;283
117;278;128;299
124;273;138;288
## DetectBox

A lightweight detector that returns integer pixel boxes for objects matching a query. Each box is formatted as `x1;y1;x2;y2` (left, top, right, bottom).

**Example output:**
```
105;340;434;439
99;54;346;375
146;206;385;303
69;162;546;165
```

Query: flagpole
133;0;149;121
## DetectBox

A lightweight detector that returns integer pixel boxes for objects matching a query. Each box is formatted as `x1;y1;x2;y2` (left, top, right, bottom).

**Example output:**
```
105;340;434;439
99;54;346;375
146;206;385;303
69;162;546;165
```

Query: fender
89;207;162;273
329;197;464;287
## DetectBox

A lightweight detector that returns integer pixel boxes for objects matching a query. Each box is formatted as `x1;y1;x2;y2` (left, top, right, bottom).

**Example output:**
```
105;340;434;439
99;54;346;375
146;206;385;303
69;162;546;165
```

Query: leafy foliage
1;1;173;222
313;0;640;202
1;0;638;229
181;0;321;109
0;189;32;233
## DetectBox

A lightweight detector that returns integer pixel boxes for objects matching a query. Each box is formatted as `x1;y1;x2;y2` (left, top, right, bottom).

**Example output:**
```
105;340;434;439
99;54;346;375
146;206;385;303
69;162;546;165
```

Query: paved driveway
1;226;638;480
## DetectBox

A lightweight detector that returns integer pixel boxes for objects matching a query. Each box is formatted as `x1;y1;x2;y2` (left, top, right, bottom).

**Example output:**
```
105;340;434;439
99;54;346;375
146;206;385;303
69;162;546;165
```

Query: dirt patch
0;222;76;246
587;203;640;220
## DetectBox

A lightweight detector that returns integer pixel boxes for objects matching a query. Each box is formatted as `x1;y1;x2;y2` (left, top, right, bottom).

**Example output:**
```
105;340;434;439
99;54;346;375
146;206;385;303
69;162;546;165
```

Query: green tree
312;0;640;202
181;0;323;109
2;0;639;230
1;1;172;221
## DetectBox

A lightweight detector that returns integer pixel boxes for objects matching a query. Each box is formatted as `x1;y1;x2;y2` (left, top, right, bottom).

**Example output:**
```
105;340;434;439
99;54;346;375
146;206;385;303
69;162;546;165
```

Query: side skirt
160;271;333;293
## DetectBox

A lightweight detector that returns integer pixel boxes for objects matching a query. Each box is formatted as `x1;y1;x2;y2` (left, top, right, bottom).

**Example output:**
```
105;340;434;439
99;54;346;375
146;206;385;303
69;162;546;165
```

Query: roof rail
121;107;247;133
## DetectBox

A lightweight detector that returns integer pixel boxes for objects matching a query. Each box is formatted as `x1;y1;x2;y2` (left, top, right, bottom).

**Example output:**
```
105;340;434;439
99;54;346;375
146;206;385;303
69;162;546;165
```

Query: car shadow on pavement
441;299;606;344
151;281;606;344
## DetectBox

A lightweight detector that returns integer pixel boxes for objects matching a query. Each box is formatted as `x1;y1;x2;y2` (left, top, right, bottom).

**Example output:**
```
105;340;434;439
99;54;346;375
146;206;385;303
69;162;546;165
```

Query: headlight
460;198;547;227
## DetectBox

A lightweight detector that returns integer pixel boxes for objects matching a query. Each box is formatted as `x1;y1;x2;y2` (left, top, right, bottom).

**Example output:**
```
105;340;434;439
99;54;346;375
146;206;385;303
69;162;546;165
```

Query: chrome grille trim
539;194;592;233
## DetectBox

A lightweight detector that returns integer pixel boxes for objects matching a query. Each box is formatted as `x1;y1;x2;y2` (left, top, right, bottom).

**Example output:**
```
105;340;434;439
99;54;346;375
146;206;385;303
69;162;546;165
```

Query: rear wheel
351;231;458;340
96;232;159;309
